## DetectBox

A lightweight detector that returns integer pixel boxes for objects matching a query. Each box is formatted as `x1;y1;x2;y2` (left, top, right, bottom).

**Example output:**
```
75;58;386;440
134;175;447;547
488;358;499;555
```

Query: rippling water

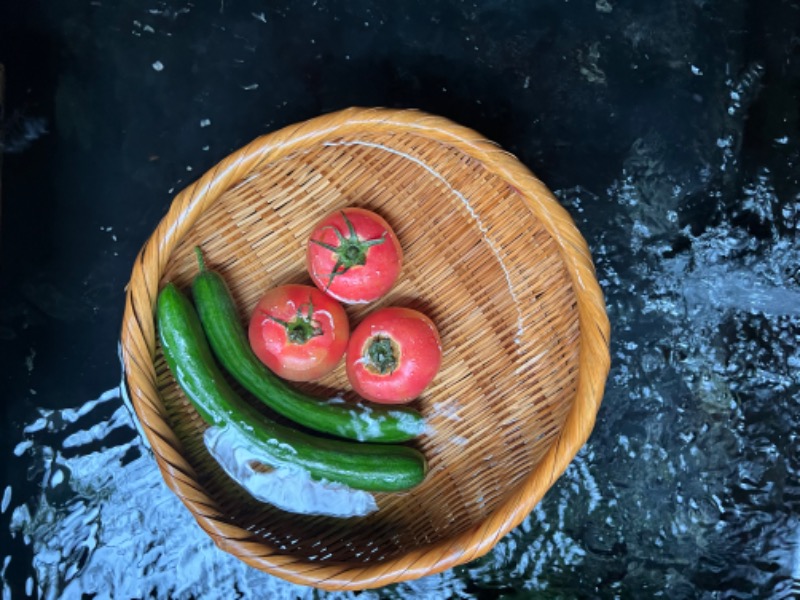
0;379;600;598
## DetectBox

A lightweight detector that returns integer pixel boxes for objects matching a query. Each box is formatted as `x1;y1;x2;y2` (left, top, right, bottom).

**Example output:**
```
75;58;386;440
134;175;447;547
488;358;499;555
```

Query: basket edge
118;106;612;591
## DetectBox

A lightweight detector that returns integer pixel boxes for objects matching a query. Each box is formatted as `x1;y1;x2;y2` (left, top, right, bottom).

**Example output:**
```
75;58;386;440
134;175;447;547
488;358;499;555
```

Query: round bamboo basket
120;107;610;590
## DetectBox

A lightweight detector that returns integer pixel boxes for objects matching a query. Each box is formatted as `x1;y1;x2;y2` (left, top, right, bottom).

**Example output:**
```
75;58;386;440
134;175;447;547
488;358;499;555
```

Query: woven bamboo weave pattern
120;107;610;590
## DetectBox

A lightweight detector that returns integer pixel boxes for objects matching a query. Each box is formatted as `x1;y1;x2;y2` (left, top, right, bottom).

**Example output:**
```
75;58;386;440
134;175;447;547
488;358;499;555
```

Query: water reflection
2;381;598;598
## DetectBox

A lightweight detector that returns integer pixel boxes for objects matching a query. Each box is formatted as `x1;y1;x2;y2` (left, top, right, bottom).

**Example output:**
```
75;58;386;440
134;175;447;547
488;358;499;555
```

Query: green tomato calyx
263;298;323;345
364;335;399;375
310;211;387;291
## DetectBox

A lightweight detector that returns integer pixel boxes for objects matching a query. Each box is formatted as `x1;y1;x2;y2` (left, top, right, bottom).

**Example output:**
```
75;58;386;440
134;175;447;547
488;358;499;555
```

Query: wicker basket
120;107;610;590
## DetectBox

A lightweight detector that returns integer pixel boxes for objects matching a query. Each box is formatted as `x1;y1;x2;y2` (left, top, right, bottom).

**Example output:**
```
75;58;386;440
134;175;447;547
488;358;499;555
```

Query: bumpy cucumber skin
156;283;427;493
191;264;426;443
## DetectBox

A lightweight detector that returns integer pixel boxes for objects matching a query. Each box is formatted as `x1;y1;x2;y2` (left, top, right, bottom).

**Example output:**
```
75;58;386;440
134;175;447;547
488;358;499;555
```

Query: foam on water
1;488;11;516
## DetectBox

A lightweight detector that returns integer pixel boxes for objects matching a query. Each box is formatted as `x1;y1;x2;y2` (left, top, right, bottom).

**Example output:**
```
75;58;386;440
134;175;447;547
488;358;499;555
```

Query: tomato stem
310;211;387;291
262;297;323;345
364;335;398;375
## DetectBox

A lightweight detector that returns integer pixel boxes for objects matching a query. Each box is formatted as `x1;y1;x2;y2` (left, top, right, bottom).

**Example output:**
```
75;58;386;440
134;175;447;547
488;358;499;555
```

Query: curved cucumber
156;283;427;493
190;249;427;443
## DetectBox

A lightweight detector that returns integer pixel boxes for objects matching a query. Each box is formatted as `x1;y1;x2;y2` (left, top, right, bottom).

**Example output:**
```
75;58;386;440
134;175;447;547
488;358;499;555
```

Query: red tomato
306;208;402;304
345;307;442;404
248;284;349;382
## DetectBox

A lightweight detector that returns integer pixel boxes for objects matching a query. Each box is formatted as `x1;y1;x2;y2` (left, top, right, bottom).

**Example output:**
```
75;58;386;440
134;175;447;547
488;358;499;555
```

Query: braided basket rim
119;107;611;591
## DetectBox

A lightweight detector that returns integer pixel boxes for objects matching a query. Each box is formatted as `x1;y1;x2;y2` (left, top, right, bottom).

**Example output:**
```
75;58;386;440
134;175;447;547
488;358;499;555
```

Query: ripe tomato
248;284;349;382
306;208;402;304
345;307;442;404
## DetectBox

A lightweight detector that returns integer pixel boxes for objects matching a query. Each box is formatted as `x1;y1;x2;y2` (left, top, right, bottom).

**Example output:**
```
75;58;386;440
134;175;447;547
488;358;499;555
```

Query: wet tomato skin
306;208;402;305
248;284;349;382
345;307;442;404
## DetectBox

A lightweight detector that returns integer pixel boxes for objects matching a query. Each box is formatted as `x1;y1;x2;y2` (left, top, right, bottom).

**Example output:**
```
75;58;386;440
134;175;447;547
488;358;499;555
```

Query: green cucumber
156;282;427;493
190;248;427;443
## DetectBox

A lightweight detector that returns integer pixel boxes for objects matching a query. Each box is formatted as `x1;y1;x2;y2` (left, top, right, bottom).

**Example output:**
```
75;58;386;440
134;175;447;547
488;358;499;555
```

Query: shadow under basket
120;107;611;591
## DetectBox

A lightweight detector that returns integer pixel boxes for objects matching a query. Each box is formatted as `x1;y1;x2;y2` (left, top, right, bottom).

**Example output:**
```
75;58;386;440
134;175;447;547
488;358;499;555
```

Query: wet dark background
2;1;799;598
